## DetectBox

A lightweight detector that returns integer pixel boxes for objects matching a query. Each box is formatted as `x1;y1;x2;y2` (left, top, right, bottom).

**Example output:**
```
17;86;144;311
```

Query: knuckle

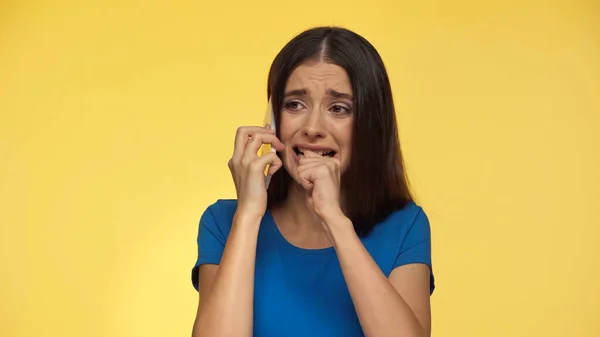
254;133;269;143
249;161;263;172
252;135;263;144
249;157;261;167
241;158;252;168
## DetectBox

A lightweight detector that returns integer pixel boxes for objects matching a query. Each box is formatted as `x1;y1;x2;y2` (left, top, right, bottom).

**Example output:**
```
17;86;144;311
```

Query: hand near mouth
297;151;345;226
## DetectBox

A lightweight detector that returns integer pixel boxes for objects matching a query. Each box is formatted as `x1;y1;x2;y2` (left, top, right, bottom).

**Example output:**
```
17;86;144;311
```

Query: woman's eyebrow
284;88;308;97
284;88;353;99
327;89;353;100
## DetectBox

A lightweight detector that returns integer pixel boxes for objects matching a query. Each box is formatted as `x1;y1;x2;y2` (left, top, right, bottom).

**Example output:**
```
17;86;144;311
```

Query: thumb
304;151;319;158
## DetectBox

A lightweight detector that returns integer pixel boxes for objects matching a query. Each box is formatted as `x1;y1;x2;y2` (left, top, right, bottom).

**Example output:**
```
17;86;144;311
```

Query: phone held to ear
258;98;276;188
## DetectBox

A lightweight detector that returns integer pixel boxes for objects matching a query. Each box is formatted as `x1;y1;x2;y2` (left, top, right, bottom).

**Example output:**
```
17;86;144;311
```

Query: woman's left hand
297;152;346;225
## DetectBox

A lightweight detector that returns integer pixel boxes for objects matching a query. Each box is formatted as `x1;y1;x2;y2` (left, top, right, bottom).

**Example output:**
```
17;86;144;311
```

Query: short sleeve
393;208;435;294
191;204;227;291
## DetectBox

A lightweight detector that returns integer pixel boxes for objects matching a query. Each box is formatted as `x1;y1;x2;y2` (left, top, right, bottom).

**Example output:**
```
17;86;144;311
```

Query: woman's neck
271;182;332;249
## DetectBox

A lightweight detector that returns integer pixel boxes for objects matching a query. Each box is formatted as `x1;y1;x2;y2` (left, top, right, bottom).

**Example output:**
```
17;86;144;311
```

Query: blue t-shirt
191;199;435;337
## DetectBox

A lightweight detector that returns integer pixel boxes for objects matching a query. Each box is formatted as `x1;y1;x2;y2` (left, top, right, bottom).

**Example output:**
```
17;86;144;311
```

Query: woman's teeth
295;147;336;157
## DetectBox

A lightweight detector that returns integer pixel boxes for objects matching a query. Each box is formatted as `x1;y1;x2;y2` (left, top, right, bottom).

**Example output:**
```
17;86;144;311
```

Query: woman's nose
302;108;326;138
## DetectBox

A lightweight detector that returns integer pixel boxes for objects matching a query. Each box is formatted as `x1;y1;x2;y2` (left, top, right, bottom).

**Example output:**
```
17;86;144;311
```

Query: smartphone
258;98;276;188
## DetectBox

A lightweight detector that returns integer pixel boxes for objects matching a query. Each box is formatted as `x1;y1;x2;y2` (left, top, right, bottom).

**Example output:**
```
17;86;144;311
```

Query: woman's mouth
293;146;337;158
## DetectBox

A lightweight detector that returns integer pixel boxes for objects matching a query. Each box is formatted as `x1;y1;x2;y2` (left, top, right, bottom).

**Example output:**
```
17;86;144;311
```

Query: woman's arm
294;154;431;336
192;124;283;337
328;215;431;337
192;212;262;337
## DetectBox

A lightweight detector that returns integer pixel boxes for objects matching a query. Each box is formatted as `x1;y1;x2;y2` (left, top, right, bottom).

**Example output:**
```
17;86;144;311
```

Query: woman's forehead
285;62;352;94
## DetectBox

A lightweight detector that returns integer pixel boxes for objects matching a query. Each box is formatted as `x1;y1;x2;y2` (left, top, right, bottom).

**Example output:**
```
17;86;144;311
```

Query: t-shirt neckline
265;209;336;255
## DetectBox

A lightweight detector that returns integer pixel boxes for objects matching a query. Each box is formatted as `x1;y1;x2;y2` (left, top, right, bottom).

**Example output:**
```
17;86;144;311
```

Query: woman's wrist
319;207;348;226
322;212;354;240
232;208;264;230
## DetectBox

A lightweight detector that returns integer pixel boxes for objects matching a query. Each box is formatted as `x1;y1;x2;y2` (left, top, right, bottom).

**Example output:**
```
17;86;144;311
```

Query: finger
298;156;326;167
297;161;341;191
298;153;340;163
298;174;313;190
250;132;284;153
252;152;282;176
233;126;276;161
303;151;321;159
300;157;340;173
235;126;275;150
242;133;285;166
299;154;339;162
298;155;340;171
297;160;324;174
266;153;283;176
297;166;318;190
237;132;282;166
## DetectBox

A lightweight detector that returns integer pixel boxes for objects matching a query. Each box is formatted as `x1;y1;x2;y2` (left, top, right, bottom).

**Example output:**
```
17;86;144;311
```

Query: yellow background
1;0;599;336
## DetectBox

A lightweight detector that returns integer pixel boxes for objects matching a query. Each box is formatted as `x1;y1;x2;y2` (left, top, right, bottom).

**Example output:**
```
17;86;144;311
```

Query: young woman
191;26;435;337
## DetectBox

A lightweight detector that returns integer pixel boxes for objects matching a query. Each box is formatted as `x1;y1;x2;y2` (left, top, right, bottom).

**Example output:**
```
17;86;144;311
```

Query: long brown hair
266;26;414;236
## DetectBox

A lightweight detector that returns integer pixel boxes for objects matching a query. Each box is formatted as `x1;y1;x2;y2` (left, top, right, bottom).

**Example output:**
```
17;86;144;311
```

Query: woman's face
279;61;354;183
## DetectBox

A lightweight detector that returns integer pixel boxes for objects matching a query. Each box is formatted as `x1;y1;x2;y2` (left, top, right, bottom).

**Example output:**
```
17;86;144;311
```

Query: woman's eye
330;104;351;115
284;101;304;111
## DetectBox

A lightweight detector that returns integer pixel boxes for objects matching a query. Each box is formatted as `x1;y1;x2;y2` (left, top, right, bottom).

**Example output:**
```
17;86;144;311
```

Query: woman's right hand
228;124;284;219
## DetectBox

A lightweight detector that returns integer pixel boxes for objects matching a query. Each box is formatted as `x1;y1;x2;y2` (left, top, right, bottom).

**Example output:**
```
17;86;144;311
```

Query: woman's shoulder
368;201;431;241
204;198;239;217
364;201;433;281
381;201;427;226
199;199;239;232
